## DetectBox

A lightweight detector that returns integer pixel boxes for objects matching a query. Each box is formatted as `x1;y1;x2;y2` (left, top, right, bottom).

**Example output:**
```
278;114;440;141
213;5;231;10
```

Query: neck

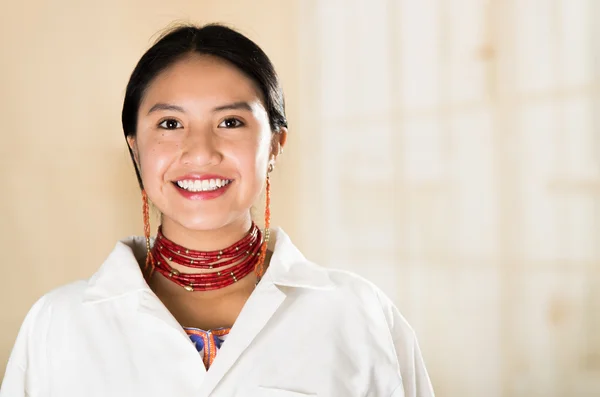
160;215;253;252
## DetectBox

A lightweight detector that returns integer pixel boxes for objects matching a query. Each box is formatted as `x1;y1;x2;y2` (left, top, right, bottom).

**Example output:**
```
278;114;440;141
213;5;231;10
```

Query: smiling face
127;54;286;241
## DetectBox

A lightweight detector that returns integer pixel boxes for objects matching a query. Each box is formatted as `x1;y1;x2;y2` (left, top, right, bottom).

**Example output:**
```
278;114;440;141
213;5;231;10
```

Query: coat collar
82;227;334;303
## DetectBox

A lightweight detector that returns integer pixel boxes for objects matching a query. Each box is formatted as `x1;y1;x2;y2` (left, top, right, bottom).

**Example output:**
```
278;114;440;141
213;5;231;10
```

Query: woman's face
128;54;286;234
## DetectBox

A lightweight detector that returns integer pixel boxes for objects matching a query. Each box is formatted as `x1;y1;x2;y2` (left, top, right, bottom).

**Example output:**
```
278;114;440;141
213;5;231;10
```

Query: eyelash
218;118;245;128
157;117;245;130
158;118;182;130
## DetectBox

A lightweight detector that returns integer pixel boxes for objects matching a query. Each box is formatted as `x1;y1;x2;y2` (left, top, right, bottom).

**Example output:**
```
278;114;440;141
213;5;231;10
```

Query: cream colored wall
0;0;301;381
293;2;600;396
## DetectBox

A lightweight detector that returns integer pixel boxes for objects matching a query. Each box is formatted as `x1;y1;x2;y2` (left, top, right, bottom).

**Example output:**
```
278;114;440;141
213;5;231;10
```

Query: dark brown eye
158;119;182;129
218;118;244;128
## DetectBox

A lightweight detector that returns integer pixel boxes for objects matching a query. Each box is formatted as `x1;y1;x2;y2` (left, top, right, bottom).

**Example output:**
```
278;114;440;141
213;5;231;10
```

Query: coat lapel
196;278;287;396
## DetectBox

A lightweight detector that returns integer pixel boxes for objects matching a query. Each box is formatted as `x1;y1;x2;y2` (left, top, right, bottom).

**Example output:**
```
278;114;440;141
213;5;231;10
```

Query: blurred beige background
1;0;599;396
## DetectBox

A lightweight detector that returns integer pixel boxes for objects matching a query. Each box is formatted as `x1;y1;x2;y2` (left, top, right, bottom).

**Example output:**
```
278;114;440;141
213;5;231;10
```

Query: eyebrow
147;103;185;115
212;101;254;112
147;101;254;115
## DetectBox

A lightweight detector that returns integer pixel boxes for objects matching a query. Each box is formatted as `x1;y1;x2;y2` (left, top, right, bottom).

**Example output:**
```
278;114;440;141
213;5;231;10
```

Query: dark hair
121;23;287;188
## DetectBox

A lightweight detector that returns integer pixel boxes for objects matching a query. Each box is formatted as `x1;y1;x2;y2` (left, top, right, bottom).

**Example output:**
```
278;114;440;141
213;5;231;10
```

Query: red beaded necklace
149;223;265;292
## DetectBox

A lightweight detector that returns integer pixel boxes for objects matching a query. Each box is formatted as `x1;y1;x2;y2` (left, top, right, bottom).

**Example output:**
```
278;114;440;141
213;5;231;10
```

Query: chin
170;211;247;232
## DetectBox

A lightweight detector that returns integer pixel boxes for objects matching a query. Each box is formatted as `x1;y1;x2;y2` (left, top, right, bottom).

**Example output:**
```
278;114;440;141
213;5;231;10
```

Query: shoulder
22;280;89;328
43;279;89;303
316;266;417;341
324;267;386;299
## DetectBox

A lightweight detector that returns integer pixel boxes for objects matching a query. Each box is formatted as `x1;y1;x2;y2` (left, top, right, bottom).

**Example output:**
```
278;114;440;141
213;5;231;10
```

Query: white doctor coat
1;228;434;397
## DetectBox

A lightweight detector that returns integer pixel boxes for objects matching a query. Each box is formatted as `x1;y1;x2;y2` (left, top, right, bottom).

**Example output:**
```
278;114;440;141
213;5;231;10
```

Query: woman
1;24;434;396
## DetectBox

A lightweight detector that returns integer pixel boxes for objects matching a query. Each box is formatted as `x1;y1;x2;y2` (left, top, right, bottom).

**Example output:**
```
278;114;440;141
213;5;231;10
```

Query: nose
180;127;223;166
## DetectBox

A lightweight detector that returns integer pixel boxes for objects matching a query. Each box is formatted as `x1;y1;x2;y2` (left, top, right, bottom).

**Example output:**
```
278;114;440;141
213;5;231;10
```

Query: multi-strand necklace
149;222;268;292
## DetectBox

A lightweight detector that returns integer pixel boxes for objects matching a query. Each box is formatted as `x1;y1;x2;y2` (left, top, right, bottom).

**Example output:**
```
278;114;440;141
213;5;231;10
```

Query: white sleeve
377;290;435;397
0;361;29;397
0;296;47;397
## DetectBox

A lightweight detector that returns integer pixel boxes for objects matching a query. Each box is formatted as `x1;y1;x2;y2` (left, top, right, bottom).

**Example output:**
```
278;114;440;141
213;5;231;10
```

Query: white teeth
176;178;231;192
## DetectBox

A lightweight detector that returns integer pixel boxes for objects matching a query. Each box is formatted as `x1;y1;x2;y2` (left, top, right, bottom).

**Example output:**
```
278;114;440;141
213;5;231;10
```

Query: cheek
138;139;180;183
234;141;268;179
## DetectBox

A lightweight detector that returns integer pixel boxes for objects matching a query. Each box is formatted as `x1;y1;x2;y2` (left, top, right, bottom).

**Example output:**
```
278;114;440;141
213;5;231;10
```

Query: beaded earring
255;164;273;281
141;189;155;279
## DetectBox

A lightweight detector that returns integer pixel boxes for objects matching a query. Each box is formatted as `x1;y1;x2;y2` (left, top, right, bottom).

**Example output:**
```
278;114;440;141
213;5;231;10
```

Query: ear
126;135;141;170
269;127;288;164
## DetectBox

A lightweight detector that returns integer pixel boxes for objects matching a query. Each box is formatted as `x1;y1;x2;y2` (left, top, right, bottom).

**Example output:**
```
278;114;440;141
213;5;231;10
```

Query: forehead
140;54;264;110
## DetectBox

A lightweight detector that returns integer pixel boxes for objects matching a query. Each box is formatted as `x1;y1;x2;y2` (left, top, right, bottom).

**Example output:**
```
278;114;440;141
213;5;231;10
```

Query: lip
173;173;233;182
172;174;233;201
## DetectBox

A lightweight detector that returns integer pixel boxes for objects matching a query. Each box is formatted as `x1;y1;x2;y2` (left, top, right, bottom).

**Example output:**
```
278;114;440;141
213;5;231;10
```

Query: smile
175;178;232;192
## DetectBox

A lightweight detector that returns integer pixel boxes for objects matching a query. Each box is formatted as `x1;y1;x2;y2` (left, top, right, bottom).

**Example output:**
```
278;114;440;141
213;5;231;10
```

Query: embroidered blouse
184;327;232;370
